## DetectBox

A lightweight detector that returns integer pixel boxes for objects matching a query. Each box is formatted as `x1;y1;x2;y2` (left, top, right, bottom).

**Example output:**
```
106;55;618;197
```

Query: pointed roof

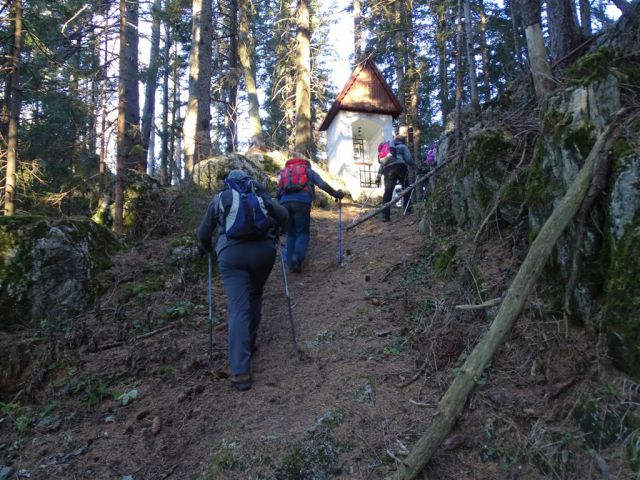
319;58;403;131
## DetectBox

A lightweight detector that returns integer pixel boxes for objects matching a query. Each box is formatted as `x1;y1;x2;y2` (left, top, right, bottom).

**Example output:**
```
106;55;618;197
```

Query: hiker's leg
400;166;412;212
292;203;311;264
218;247;252;376
284;203;296;268
381;171;396;220
247;241;277;349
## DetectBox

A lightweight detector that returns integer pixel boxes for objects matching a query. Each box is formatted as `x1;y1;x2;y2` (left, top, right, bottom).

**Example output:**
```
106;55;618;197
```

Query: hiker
197;169;288;391
277;155;344;273
376;135;415;222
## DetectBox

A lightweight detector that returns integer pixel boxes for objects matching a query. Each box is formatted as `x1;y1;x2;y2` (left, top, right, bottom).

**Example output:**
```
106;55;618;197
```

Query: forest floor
1;194;638;480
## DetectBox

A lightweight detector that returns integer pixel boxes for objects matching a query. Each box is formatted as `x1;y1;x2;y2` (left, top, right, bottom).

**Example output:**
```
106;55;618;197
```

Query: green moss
566;47;614;86
574;387;631;450
206;444;240;480
605;224;640;379
433;243;457;278
462;129;513;177
524;141;557;219
564;125;596;158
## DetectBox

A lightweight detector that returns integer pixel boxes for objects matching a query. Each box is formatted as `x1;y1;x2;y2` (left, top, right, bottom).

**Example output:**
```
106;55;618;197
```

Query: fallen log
394;109;628;480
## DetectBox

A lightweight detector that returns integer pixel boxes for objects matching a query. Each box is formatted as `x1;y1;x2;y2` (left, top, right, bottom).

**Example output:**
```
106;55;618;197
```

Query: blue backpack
218;178;272;240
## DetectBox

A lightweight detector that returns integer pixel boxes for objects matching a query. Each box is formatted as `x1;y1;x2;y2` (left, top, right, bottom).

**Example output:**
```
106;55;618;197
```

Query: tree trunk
455;0;464;151
464;0;480;110
159;20;171;186
436;8;450;127
183;0;213;178
224;0;239;153
99;0;110;187
478;0;492;101
3;0;22;216
294;0;312;157
508;0;524;68
141;0;162;172
395;109;628;480
353;0;363;62
238;0;265;151
521;0;554;99
547;0;582;62
394;0;407;137
579;0;592;35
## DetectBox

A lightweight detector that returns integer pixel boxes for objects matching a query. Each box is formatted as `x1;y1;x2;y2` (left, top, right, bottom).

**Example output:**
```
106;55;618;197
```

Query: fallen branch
96;324;176;351
346;162;450;230
394;109;628;480
455;297;502;310
142;192;183;242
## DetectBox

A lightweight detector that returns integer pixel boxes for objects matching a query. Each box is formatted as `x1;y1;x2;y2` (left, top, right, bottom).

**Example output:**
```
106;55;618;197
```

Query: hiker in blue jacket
197;169;288;391
277;156;344;274
376;135;415;222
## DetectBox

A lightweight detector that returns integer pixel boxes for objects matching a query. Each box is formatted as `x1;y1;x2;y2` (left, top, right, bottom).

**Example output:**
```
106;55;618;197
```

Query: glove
197;243;211;257
375;177;381;187
335;190;345;200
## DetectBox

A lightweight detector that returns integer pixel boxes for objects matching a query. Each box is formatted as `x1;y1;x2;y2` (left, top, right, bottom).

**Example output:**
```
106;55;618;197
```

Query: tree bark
394;109;628;480
3;0;22;216
579;0;592;35
455;0;464;151
394;0;407;137
294;0;312;157
183;0;213;178
436;8;450;127
464;0;480;110
508;0;524;68
546;0;582;62
224;0;239;153
521;0;554;99
141;0;162;172
159;19;171;186
478;0;492;101
353;0;363;62
238;0;265;151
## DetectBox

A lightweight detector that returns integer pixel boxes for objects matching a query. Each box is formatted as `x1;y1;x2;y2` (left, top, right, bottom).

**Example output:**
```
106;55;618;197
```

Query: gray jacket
197;170;288;255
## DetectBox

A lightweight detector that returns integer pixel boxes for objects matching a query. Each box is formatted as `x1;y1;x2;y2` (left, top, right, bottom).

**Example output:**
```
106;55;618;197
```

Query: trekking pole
279;244;302;360
403;188;414;216
337;198;343;264
207;253;214;366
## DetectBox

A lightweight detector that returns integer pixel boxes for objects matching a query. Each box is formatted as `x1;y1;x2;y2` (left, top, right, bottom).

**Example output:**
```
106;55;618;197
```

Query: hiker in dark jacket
376;136;415;222
277;156;344;273
197;169;288;391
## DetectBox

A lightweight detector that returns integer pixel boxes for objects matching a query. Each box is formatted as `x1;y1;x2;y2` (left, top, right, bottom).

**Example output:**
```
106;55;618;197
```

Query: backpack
378;141;397;166
425;144;436;166
218;177;272;240
278;158;310;193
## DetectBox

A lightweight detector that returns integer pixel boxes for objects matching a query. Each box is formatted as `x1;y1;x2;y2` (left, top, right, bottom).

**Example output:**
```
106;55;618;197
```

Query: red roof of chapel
318;58;403;131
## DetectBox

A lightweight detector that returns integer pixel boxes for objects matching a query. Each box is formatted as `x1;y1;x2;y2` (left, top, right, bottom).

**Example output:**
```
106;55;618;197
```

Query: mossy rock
0;215;118;331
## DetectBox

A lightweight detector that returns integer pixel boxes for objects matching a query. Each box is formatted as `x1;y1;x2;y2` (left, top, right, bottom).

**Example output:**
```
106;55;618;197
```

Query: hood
227;169;249;181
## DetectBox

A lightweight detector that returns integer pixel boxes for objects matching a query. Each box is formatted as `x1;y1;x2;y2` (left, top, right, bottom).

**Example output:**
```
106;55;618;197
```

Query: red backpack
278;158;310;193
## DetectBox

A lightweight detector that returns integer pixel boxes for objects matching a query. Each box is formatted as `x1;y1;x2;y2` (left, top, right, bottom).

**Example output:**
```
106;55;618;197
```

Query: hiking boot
381;216;390;223
231;372;252;391
291;259;302;273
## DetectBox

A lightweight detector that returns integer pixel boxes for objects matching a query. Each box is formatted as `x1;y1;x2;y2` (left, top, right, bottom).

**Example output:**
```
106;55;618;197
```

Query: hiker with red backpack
376;135;416;222
197;169;288;391
277;155;344;273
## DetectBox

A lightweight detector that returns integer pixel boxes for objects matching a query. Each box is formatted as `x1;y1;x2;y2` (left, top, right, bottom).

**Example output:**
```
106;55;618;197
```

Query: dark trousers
283;201;311;267
217;239;276;375
381;164;411;220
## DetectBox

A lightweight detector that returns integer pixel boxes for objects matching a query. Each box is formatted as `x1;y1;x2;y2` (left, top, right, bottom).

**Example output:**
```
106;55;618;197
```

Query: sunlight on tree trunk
521;0;554;99
294;0;312;157
141;0;162;171
239;0;265;151
183;0;213;178
464;0;480;110
3;0;22;216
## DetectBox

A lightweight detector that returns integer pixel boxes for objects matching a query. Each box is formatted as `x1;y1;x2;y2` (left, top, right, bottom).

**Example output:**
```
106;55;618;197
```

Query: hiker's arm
311;170;343;198
196;197;219;253
269;199;288;233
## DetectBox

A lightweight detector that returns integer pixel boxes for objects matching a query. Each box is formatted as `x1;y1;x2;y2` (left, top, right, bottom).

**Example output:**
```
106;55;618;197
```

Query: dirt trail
3;202;438;479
